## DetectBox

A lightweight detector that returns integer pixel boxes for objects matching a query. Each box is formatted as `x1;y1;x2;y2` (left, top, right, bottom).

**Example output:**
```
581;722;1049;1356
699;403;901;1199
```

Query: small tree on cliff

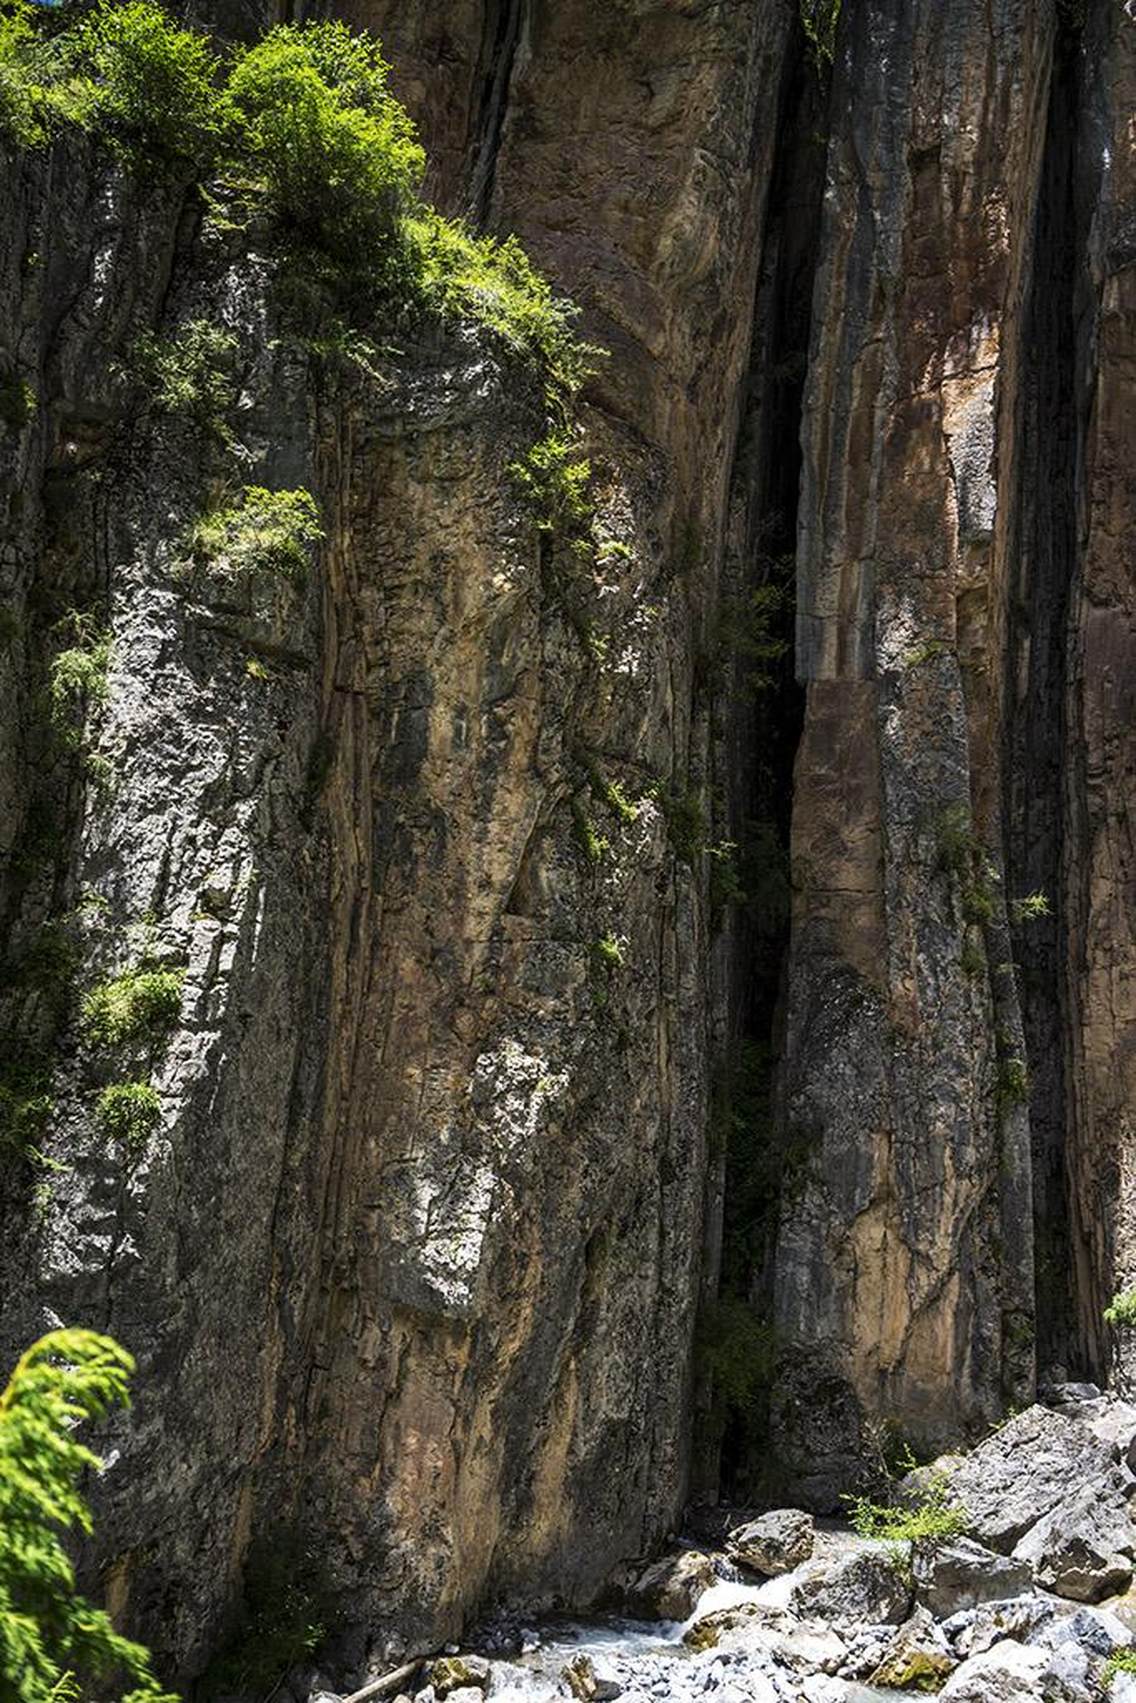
0;1327;177;1703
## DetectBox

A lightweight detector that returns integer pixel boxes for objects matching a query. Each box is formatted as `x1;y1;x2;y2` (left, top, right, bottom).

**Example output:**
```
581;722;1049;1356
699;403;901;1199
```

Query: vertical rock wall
3;0;1136;1677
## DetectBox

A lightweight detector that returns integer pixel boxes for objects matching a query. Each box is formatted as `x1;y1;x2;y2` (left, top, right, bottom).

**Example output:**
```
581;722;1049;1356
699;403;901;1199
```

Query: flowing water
477;1569;897;1703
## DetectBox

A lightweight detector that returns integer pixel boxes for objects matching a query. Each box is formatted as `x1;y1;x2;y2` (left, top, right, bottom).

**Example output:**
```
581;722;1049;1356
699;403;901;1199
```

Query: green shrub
1104;1289;1136;1330
845;1472;967;1554
1011;891;1051;924
96;1081;161;1151
508;432;593;535
653;785;707;866
0;374;35;430
70;0;220;163
571;798;608;866
81;965;183;1049
49;628;111;741
190;486;323;582
592;933;624;971
0;1071;52;1156
587;763;638;826
0;1328;176;1702
222;21;423;270
130;319;237;429
406;212;594;396
800;0;842;63
1104;1648;1136;1685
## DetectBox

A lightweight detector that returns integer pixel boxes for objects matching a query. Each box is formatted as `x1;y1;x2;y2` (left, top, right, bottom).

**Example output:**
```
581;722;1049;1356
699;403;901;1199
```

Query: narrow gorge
0;0;1134;1699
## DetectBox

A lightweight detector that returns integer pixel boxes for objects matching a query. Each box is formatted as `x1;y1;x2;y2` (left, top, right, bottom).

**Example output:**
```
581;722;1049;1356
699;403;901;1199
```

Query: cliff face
2;0;1135;1686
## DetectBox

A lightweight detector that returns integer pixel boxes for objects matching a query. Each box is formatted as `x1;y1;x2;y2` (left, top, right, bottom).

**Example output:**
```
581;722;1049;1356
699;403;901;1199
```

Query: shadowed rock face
2;0;1136;1679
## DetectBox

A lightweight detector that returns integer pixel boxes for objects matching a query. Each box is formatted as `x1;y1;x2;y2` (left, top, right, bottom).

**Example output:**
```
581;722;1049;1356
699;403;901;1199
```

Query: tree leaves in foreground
0;1327;177;1703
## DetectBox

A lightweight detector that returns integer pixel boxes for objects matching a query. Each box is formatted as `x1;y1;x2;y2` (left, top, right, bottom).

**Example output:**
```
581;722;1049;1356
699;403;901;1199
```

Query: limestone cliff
1;0;1135;1689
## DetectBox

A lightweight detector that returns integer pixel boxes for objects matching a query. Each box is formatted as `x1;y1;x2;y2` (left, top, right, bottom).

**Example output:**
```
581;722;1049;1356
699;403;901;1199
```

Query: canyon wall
1;0;1135;1686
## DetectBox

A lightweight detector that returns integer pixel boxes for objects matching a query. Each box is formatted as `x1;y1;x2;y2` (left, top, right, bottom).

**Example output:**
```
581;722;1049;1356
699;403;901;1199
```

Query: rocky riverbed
291;1382;1136;1703
286;1384;1136;1703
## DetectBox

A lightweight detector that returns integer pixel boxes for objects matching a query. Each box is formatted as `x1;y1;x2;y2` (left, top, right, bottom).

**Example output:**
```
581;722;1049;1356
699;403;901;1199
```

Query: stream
472;1566;898;1703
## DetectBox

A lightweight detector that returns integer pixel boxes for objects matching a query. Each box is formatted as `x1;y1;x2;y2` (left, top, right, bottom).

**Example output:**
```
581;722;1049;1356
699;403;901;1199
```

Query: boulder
623;1549;716;1620
561;1655;621;1701
428;1657;490;1698
683;1600;846;1673
945;1406;1120;1551
938;1639;1050;1701
1012;1478;1136;1601
942;1596;1056;1658
726;1508;815;1576
868;1607;956;1690
1029;1602;1135;1657
788;1549;913;1627
1052;1396;1136;1472
914;1535;1033;1618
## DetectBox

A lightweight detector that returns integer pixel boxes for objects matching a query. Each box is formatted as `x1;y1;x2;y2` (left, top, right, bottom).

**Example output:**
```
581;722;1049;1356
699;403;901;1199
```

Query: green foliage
571;798;608;866
697;1296;774;1423
1104;1289;1136;1330
223;21;422;270
48;625;111;746
406;212;595;396
800;0;842;64
0;1328;176;1702
716;580;790;695
199;1535;325;1700
190;486;323;582
935;804;996;927
653;785;707;866
96;1081;161;1152
0;1068;53;1157
0;0;48;146
1012;891;1051;924
81;965;183;1049
902;638;950;669
508;432;593;535
846;1471;967;1555
0;373;36;430
1104;1648;1136;1686
587;761;638;826
130;319;237;431
69;0;220;163
592;933;624;971
3;4;591;399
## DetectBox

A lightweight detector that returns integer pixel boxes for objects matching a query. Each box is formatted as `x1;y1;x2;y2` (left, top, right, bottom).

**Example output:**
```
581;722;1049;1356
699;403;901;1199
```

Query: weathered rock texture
3;0;1136;1683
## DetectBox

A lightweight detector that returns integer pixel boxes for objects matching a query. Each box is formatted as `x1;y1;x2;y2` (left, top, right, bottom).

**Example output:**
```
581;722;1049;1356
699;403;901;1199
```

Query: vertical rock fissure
467;0;528;224
708;21;827;1504
1004;7;1081;1380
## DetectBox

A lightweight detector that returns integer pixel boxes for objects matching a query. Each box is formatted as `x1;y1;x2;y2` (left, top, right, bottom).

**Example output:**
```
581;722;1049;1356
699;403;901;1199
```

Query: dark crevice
1003;11;1082;1381
467;0;527;225
700;21;827;1504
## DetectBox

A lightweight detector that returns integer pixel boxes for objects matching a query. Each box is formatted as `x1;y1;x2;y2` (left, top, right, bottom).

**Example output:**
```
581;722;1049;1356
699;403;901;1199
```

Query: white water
479;1560;896;1703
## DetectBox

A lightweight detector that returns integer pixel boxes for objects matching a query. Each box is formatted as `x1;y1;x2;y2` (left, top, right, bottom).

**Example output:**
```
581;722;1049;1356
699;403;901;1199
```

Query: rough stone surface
788;1550;913;1629
726;1510;815;1577
945;1407;1121;1551
1012;1479;1136;1601
4;0;1136;1688
914;1537;1034;1620
868;1606;956;1690
623;1551;717;1623
938;1639;1051;1703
